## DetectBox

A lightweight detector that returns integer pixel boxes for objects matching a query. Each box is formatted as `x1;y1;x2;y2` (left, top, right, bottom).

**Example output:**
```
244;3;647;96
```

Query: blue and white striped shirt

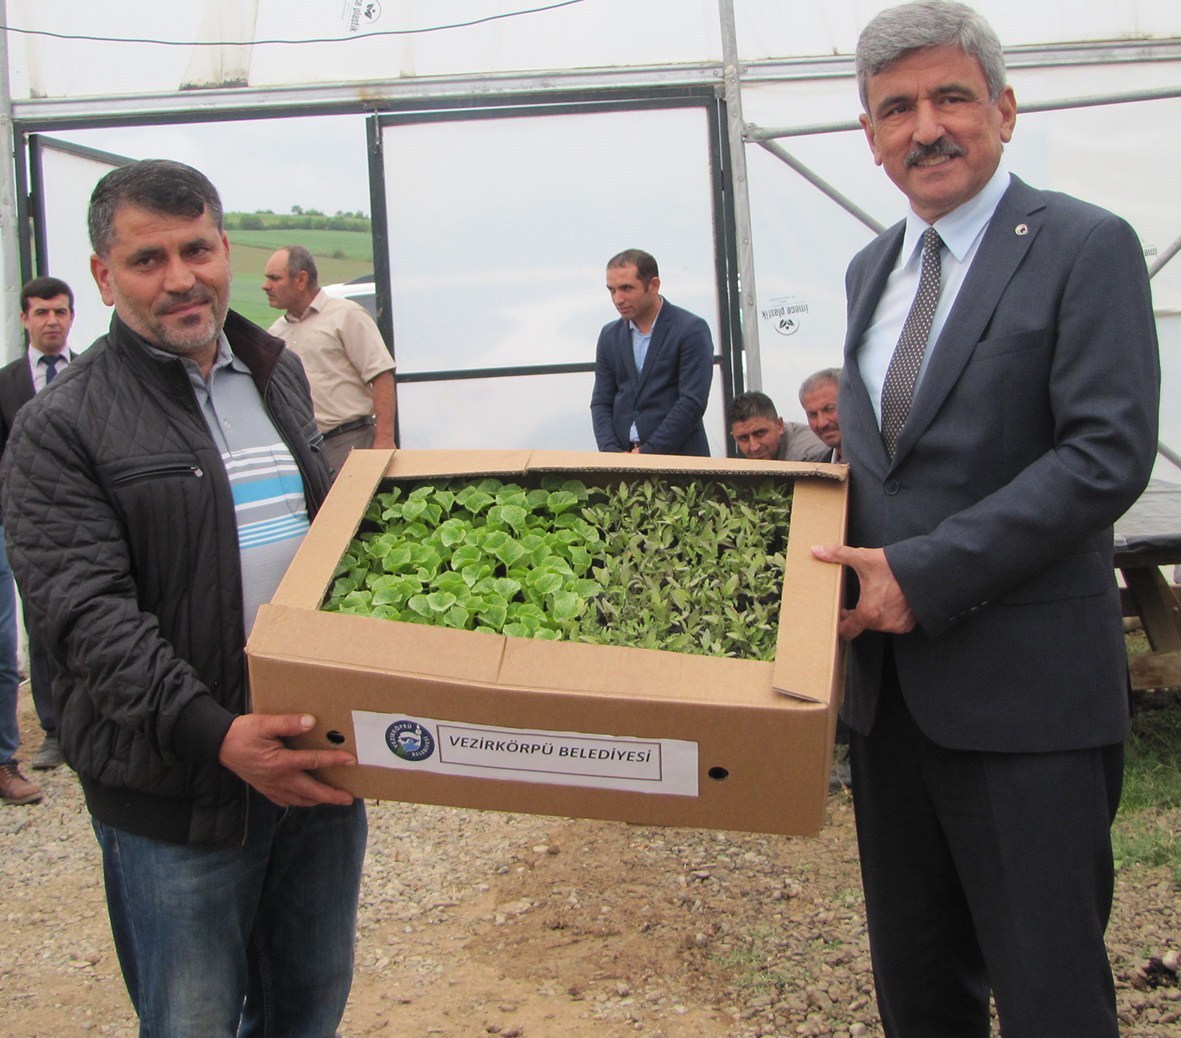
175;335;310;635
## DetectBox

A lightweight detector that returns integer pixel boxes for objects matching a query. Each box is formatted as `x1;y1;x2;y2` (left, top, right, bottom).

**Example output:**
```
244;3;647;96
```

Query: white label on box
351;711;699;797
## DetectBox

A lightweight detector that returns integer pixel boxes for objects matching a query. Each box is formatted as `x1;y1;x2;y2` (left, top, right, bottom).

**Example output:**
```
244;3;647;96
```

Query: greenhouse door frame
364;85;747;441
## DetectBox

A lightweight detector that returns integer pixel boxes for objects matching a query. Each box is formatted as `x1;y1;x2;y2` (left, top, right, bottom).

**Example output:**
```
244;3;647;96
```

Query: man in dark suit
590;249;713;456
0;276;76;773
811;3;1159;1035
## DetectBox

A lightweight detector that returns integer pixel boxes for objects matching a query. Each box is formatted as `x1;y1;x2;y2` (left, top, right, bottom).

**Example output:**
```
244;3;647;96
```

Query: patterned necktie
40;354;62;384
880;226;943;458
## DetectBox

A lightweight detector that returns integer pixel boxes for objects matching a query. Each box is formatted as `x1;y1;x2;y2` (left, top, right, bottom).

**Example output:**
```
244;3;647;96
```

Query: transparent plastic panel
382;105;727;454
34;144;130;357
396;366;728;456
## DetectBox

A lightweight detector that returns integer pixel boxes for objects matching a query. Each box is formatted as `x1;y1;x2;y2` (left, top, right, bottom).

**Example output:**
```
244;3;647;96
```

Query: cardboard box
248;449;848;836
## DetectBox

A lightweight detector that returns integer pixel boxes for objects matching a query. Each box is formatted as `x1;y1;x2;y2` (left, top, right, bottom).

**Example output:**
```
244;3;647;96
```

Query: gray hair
89;159;224;257
856;0;1006;113
282;245;319;291
799;368;841;406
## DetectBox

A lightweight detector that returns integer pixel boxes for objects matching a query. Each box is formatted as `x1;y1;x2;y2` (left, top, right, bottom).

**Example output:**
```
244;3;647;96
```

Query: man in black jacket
2;160;367;1037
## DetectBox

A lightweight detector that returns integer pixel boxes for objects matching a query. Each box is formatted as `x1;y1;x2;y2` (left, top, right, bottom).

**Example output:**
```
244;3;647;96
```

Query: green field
226;228;373;263
226;239;374;328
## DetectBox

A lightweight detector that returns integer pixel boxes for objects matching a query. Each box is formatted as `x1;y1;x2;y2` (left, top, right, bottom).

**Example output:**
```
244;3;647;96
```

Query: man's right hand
218;713;357;808
811;544;917;640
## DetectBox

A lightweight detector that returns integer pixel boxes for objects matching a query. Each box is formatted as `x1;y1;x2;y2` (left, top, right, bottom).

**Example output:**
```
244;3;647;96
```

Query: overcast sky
51;115;374;216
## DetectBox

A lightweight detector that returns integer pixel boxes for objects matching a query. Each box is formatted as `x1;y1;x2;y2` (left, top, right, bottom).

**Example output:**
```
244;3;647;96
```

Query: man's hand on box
218;713;357;808
811;544;917;641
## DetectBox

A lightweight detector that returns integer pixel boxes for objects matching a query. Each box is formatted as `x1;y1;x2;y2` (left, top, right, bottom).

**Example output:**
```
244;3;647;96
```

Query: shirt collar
628;297;664;338
901;163;1012;265
285;289;329;322
29;345;69;365
145;332;242;375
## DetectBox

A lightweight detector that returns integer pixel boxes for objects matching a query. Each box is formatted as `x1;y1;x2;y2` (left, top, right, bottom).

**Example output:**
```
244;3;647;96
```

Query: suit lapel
617;318;640;388
844;225;904;474
889;177;1045;467
17;356;35;404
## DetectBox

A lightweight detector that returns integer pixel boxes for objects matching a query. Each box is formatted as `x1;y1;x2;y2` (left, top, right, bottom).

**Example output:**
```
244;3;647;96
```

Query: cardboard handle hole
708;766;729;781
325;730;346;745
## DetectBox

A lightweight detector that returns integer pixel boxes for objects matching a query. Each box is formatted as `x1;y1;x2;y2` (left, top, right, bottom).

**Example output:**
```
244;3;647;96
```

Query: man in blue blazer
590;249;713;456
812;3;1159;1035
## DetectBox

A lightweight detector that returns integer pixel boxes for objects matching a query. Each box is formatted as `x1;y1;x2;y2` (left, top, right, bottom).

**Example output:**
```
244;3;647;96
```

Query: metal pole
1157;441;1181;473
1148;231;1181;280
717;0;761;390
757;139;887;236
0;2;25;362
747;85;1181;143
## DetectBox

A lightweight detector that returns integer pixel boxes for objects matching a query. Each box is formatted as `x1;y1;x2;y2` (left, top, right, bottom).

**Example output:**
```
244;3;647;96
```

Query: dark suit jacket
0;354;37;463
590;299;713;456
840;176;1159;753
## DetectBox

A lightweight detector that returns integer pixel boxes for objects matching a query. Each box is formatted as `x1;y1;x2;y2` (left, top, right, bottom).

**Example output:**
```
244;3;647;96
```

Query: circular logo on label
385;720;435;762
775;316;799;336
362;1;382;23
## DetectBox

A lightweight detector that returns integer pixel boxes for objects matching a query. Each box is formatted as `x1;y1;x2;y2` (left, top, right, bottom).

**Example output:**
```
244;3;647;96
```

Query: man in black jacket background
2;160;366;1037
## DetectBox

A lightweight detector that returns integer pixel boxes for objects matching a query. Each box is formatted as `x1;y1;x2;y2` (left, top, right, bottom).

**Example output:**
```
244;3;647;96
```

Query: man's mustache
156;289;214;316
905;138;966;167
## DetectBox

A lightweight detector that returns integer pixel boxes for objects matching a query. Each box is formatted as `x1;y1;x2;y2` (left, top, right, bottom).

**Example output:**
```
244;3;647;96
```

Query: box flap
383;449;535;479
270;449;394;609
772;476;848;704
497;634;785;705
250;602;506;685
524;449;848;482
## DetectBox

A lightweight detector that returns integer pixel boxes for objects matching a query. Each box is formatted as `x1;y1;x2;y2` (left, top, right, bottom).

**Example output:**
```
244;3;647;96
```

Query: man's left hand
811;544;917;640
218;713;358;808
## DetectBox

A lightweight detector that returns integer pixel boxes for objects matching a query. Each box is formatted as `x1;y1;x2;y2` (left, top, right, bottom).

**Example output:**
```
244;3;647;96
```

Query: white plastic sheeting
7;1;1181;97
6;0;1181;462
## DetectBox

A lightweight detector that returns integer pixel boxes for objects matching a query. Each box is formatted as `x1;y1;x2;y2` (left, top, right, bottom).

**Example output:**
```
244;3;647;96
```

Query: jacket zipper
110;462;204;486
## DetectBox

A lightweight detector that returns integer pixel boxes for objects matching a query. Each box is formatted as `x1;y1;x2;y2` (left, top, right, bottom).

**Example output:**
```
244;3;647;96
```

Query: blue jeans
0;525;24;765
94;790;367;1038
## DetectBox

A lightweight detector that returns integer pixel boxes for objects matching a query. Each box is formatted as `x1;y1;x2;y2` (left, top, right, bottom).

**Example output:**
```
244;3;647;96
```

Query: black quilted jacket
1;311;331;846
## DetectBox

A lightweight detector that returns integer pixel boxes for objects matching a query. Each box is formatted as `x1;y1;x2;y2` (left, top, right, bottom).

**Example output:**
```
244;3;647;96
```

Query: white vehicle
321;274;376;320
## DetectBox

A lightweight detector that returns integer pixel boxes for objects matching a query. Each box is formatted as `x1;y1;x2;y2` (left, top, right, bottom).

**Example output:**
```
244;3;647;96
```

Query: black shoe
31;735;63;770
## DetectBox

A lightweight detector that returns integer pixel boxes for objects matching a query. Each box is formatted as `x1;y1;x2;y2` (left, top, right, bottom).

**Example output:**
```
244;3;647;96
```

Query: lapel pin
1015;223;1028;235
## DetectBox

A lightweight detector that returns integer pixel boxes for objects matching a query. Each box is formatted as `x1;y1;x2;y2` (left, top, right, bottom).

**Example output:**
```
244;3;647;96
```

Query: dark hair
607;249;659;286
856;0;1006;112
88;159;225;257
282;244;319;291
727;391;779;428
799;367;841;405
21;276;74;314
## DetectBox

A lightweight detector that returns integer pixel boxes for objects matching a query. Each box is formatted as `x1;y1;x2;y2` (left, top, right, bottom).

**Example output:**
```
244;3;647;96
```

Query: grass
225;241;373;329
715;930;802;995
1113;686;1181;883
226;228;372;263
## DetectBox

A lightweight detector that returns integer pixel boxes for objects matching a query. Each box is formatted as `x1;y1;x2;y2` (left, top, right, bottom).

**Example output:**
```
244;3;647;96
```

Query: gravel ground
2;684;1178;1038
